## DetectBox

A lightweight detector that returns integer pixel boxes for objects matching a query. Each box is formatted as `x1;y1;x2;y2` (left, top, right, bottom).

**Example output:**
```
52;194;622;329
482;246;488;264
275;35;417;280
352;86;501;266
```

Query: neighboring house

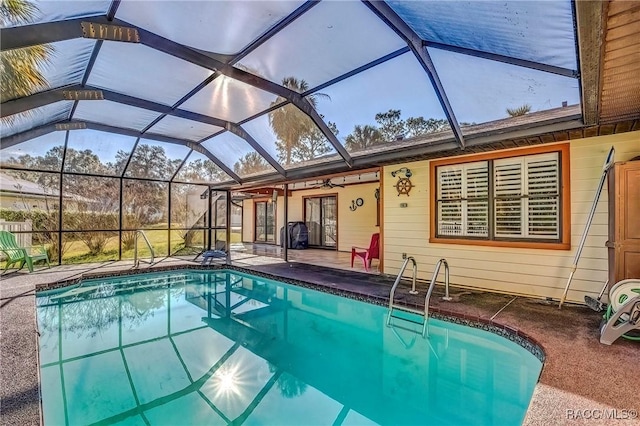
0;172;60;211
0;172;92;211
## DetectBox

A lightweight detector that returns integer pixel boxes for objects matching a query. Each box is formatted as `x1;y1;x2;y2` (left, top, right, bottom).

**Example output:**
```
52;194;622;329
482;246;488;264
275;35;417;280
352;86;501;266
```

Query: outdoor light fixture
391;167;412;178
200;188;211;200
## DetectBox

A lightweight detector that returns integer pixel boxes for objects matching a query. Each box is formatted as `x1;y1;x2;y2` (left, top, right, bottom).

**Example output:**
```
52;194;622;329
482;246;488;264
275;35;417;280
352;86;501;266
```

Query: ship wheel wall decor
394;177;414;196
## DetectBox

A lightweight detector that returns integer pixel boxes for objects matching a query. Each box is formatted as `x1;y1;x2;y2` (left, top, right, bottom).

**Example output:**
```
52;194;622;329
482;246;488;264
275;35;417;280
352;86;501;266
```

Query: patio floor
233;243;381;273
1;252;638;426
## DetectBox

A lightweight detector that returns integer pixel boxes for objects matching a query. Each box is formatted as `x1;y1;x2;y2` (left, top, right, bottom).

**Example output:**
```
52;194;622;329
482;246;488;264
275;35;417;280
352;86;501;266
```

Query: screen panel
0;132;66;172
65;129;137;176
387;0;578;70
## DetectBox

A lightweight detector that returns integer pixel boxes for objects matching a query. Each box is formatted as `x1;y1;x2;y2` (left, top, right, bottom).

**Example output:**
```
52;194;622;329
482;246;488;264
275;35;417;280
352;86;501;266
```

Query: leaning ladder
387;258;450;337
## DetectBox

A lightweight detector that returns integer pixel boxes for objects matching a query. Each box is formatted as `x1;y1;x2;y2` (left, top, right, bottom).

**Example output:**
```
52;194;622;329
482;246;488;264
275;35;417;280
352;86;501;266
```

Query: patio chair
200;249;227;266
0;230;50;273
351;233;380;272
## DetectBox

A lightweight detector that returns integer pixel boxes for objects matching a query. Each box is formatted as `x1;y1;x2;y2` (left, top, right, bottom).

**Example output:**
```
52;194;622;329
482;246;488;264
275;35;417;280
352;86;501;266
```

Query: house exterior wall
242;200;255;243
241;182;379;251
0;193;55;211
286;183;379;252
382;131;640;304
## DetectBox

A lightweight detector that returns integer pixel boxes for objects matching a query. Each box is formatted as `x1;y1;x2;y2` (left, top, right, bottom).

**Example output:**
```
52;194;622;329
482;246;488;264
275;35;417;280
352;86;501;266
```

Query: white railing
387;257;451;338
133;230;155;268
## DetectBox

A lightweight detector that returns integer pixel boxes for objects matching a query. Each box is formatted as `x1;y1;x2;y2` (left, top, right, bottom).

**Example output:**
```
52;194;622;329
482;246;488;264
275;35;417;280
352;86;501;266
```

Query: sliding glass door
255;201;275;243
304;196;337;249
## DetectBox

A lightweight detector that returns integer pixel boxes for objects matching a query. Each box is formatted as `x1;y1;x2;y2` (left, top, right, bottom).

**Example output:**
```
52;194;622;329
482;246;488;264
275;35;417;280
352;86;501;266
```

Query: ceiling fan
311;179;346;189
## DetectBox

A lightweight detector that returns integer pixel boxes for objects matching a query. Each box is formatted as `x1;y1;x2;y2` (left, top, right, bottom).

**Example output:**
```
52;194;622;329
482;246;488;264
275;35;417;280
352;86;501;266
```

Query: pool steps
387;258;450;337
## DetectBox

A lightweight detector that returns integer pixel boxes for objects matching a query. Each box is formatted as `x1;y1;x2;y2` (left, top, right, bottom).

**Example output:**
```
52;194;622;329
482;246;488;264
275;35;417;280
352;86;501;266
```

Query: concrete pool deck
1;257;638;426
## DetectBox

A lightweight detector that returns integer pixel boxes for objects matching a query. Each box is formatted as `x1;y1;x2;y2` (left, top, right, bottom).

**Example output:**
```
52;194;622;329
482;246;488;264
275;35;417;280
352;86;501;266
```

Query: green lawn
2;227;242;268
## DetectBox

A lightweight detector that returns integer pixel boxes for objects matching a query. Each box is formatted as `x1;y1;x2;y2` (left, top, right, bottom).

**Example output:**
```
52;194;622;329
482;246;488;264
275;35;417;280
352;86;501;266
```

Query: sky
1;0;581;170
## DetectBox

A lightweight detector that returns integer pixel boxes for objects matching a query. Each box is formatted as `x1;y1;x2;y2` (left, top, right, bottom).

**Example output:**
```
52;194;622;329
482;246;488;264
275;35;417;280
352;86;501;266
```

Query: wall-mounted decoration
349;197;364;211
391;167;414;196
394;178;414;196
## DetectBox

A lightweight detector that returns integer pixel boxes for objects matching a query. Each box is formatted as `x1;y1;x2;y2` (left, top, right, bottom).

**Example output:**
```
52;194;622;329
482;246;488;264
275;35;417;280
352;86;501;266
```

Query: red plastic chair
351;233;380;272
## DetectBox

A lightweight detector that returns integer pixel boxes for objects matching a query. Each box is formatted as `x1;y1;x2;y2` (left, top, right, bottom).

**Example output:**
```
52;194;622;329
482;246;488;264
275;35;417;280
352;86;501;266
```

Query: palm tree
345;124;384;152
506;104;532;117
268;77;329;165
1;0;53;104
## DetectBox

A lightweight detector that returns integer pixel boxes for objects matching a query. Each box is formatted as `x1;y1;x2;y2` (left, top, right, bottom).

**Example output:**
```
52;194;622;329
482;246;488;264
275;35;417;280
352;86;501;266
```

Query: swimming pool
36;269;542;425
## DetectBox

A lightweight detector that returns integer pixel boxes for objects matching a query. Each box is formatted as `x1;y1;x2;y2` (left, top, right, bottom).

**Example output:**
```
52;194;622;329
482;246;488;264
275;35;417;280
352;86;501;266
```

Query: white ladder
387;258;450;337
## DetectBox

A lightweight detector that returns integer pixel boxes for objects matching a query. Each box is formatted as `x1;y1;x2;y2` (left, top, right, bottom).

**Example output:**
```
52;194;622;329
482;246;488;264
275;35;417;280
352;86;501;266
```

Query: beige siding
382;131;640;304
242;200;254;243
292;183;379;251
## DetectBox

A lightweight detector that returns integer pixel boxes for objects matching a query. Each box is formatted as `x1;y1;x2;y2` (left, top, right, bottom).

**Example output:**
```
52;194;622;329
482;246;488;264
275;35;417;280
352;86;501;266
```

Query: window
430;144;570;249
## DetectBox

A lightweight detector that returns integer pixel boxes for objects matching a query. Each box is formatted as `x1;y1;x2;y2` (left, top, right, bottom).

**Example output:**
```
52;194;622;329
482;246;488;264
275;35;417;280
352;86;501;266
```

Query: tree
0;0;53;105
117;144;174;180
177;158;228;183
374;109;406;142
405;117;451;136
65;175;119;256
371;109;470;142
344;125;384;152
64;148;109;175
269;77;330;165
115;146;171;248
170;183;208;252
234;152;271;176
506;104;532;117
290;121;335;162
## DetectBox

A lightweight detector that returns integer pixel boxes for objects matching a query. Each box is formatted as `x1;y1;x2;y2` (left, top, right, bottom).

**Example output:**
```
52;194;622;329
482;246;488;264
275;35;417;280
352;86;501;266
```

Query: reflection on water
36;271;542;425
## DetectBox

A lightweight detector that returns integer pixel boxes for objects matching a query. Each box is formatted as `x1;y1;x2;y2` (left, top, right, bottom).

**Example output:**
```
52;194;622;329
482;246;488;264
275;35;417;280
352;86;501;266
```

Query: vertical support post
207;187;212;251
283;185;289;262
226;190;231;265
120;138;139;260
118;178;124;260
57;131;69;265
167;183;172;257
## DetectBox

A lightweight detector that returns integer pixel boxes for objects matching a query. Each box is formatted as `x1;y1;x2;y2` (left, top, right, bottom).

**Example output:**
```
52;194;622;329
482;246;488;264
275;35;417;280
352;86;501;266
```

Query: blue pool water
36;270;542;425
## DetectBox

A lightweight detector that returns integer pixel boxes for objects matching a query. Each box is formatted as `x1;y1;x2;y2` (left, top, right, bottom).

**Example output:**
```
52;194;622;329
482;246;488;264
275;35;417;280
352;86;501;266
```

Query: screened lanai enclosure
1;0;587;265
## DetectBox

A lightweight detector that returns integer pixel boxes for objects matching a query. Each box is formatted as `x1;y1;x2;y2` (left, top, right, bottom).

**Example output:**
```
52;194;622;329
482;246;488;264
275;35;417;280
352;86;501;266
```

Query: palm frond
506;104;532;117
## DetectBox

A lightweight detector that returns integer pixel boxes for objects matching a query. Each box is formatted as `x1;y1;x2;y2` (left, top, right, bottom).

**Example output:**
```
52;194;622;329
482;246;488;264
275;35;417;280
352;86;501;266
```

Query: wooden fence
0;219;32;247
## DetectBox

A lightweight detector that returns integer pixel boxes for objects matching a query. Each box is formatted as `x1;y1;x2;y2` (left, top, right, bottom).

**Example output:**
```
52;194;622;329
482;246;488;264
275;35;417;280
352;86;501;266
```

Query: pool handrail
423;258;450;337
387;257;450;338
133;230;155;268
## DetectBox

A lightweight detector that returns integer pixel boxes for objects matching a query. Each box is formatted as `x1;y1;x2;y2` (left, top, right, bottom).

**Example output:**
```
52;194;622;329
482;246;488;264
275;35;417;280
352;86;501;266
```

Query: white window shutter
526;155;559;238
494;158;523;237
465;163;488;236
437;152;559;241
437;162;488;237
438;167;463;235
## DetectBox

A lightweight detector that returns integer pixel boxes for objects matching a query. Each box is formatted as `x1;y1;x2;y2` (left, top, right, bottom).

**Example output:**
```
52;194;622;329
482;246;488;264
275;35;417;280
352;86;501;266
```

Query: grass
61;229;242;264
2;226;243;268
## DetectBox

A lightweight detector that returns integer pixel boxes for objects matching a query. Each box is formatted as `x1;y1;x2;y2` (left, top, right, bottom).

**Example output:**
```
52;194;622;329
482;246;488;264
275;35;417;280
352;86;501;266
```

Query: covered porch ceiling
1;1;639;190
